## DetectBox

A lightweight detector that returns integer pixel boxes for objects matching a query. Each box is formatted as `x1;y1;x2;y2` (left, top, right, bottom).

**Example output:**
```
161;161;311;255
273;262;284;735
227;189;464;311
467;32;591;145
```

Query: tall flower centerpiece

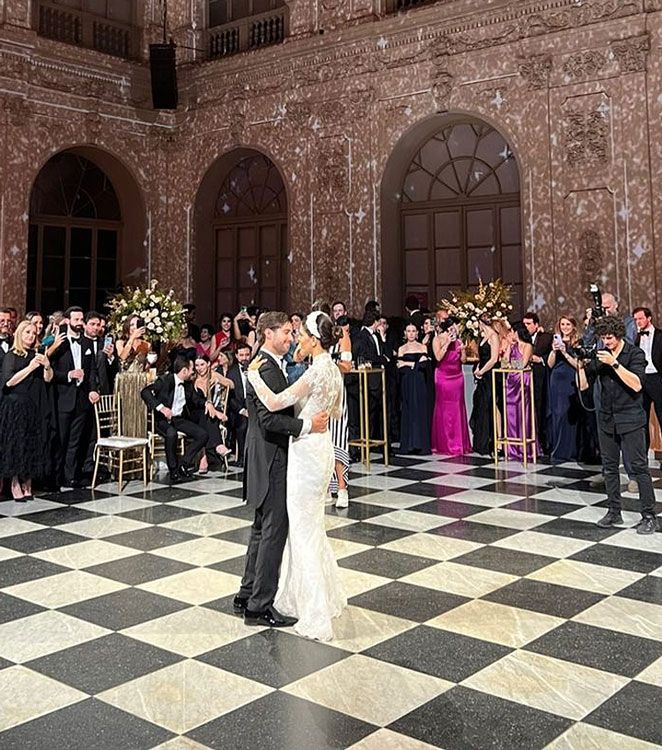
440;279;513;342
107;280;186;344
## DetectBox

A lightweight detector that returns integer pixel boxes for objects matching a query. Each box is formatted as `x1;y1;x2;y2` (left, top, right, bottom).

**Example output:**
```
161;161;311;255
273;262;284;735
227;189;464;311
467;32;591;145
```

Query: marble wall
1;0;661;323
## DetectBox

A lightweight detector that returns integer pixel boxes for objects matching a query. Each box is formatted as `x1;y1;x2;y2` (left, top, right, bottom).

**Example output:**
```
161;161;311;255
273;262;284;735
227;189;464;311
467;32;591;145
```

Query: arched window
399;120;523;313
28;153;121;313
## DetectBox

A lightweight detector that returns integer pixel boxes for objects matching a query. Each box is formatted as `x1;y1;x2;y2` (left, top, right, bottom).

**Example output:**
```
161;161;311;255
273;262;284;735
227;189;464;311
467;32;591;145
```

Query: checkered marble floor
0;455;661;749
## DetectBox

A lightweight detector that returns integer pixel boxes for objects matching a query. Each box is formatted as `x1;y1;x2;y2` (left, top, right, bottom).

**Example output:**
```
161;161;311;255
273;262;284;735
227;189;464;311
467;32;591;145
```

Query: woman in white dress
247;311;347;641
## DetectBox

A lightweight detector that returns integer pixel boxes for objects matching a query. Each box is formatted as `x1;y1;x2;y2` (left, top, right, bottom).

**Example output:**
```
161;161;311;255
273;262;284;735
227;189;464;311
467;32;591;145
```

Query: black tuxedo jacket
83;336;119;396
226;363;247;415
141;373;204;423
532;331;553;359
352;327;386;366
0;336;13;368
243;354;303;509
635;327;662;374
51;337;100;413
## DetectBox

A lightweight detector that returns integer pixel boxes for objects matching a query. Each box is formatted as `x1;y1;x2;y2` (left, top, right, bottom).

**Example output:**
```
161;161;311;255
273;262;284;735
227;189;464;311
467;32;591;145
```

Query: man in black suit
405;294;424;333
633;306;662;452
141;356;209;484
51;306;100;489
234;311;328;628
0;307;13;367
523;312;553;453
226;342;252;465
83;311;119;396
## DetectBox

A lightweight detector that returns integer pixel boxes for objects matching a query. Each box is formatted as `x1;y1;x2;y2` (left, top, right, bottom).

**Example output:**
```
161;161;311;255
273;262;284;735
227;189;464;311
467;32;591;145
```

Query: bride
247;311;347;641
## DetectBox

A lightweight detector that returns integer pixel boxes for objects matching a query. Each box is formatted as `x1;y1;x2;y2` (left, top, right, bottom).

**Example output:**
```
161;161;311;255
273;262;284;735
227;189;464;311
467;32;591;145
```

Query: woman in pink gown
431;324;471;455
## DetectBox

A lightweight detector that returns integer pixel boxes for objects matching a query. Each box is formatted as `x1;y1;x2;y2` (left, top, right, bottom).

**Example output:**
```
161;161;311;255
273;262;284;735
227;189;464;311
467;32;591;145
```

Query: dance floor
0;455;660;749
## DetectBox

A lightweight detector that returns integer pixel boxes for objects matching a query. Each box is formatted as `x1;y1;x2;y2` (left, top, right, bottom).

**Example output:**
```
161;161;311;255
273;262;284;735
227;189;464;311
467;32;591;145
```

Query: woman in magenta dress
505;323;536;460
431;323;471;455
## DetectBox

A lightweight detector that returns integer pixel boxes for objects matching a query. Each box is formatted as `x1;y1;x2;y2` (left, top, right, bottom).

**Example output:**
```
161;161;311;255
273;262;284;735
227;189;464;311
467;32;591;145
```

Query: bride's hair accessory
305;311;323;340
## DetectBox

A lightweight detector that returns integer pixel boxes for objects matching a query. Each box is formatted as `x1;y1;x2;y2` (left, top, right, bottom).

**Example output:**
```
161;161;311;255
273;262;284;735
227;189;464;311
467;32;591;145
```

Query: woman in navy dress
546;316;581;463
397;324;431;454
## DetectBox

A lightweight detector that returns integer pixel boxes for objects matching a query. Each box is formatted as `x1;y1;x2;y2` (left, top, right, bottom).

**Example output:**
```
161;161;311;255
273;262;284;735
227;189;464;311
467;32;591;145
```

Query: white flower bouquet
107;280;186;344
440;279;513;342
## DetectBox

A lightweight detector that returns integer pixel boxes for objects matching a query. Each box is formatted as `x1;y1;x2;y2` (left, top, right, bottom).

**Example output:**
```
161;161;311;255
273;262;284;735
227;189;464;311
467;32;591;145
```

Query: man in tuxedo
633;307;662;452
226;342;252;465
83;311;118;396
331;301;346;322
51;306;100;489
405;294;424;333
234;311;328;628
141;356;209;484
0;308;13;367
523;312;553;453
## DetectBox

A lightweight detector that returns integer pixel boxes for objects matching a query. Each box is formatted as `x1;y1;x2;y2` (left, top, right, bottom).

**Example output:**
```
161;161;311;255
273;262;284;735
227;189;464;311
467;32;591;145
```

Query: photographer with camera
582;287;637;347
577;316;659;534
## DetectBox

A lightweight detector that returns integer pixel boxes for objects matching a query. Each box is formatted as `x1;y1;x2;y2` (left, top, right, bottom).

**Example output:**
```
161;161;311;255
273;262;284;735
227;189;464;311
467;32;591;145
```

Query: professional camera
571;342;598;361
589;283;605;320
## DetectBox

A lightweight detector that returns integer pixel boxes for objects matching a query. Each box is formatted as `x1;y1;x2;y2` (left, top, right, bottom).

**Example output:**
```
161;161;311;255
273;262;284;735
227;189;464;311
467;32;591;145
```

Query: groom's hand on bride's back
311;410;329;433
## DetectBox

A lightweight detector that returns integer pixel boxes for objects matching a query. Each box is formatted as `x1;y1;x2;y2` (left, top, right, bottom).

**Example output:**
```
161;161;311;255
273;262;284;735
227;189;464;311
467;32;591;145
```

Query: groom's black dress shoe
244;607;297;628
232;596;248;616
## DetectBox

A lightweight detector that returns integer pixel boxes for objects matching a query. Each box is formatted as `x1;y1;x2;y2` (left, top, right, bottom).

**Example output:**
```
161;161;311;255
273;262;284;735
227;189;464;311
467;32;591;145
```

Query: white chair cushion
98;437;148;449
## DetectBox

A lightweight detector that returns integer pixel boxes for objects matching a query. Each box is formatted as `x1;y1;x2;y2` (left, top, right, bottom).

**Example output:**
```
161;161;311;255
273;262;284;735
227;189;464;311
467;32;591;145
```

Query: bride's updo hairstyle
304;312;342;351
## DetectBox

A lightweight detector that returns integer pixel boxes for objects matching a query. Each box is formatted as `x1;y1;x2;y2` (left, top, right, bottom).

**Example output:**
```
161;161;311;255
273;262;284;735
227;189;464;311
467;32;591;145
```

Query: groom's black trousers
239;449;289;612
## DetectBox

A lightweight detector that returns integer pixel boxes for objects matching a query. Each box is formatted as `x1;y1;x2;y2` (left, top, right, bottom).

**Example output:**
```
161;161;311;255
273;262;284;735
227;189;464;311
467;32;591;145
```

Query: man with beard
51;307;100;489
0;308;13;368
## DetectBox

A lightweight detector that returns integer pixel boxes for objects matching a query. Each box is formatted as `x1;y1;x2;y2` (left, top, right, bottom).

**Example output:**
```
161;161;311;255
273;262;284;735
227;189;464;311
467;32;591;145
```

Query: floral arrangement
107;280;186;343
440;279;513;341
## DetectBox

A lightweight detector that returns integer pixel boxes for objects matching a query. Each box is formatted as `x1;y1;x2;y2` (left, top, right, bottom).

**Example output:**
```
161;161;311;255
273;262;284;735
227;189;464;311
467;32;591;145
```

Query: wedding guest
7;307;18;335
331;301;347;322
115;314;153;437
547;316;581;463
0;321;54;501
421;316;437;430
42;311;64;349
196;324;221;362
470;316;500;455
632;306;662;452
233;309;257;352
193;355;232;473
431;322;471;455
523;312;553;453
284;313;307;383
227;342;252;465
0;308;13;367
183;303;200;342
397;323;430;454
25;311;45;344
404;295;424;332
328;315;352;508
504;323;535;461
213;313;235;354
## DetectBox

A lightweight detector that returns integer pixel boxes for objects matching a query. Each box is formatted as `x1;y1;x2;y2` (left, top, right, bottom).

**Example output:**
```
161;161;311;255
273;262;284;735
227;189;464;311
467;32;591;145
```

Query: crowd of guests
1;288;661;509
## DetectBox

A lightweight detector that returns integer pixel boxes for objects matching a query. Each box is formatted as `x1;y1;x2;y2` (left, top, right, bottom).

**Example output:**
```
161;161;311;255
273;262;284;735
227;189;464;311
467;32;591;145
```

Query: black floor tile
0;556;69;588
459;467;525;480
525;621;662;678
570;544;662;573
410;499;489;518
327;522;412;547
60;588;187;630
197;629;349;688
585;681;662;745
537;466;597;479
213;526;253;545
213;503;254;520
38;488;115;503
207;555;246;577
118;505;201;525
503;498;582;516
85;553;195;585
385;468;447;481
0;592;45;625
438;456;493;466
26;633;183;693
561;480;606;494
103;526;197;551
389;686;571;750
338;548;438;579
393;482;464;499
385;456;422;467
212;486;245;499
616;575;662;605
484;579;604;618
478;481;544;498
452;546;555;576
432;520;517;544
126;486;200;503
344;485;382;499
364;626;512;682
203;593;238;616
535;517;620;541
596;497;662;514
0;528;86;554
349;581;467;622
0;657;11;670
20;507;103;527
0;698;173;749
325;501;398;521
188;691;375;750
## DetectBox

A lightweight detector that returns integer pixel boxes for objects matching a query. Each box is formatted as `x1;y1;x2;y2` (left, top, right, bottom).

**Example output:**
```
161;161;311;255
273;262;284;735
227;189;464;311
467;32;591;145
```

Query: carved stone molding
579;229;603;289
2;96;31;127
562;50;606;80
432;72;453;111
518;55;552;89
565;110;609;166
610;33;650;74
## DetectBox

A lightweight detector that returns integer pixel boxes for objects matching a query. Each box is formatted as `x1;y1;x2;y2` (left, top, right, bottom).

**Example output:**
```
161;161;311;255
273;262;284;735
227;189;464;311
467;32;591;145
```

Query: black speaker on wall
149;43;178;110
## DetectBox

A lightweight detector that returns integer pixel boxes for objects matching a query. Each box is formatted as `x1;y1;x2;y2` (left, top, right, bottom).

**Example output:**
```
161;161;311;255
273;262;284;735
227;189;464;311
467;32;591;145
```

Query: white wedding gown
247;352;347;640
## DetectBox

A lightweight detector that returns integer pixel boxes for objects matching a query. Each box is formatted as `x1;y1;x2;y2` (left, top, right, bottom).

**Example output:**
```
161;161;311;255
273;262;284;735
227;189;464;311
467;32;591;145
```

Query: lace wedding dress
247;352;347;640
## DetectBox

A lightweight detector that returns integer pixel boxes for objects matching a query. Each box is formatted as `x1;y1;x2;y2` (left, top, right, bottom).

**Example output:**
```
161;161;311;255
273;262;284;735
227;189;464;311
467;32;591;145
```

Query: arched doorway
194;148;288;321
382;116;523;315
27;147;146;313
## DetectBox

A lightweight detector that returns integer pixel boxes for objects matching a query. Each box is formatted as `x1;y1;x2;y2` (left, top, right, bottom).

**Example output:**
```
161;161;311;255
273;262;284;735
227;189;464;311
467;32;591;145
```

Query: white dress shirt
171;375;187;417
638;326;657;374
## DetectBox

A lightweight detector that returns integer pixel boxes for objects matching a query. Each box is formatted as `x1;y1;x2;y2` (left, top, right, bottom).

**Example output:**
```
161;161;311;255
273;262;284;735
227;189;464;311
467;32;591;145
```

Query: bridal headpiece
305;311;323;340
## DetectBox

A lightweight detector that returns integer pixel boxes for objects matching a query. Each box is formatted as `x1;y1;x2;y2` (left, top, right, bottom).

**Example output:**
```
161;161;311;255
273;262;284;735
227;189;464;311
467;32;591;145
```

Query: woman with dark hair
284;313;308;384
470;316;500;455
246;311;346;641
397;323;431;454
213;313;235;355
196;324;221;361
0;321;54;501
504;322;535;460
25;311;45;344
193;355;232;473
115;314;154;436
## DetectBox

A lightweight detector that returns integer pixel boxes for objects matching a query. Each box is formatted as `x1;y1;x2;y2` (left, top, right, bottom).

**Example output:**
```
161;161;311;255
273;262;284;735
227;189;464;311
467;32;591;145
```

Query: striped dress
329;343;349;493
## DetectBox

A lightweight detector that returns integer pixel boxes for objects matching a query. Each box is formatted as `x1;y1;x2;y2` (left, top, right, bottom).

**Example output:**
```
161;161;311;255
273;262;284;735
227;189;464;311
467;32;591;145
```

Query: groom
234;311;329;627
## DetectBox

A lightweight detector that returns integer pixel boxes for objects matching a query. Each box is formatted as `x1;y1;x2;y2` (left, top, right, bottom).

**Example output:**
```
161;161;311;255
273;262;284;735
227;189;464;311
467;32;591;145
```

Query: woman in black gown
470;317;500;455
0;321;54;501
397;323;431;454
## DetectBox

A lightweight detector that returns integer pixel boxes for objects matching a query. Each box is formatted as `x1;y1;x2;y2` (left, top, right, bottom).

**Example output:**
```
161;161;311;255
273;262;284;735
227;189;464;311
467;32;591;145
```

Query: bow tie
640;330;651;337
70;338;81;346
